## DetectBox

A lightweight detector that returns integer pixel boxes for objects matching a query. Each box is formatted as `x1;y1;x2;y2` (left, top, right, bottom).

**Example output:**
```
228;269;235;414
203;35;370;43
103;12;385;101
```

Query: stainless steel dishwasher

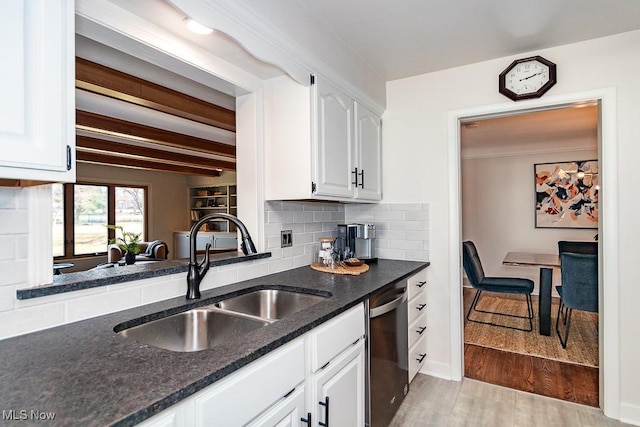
365;279;409;427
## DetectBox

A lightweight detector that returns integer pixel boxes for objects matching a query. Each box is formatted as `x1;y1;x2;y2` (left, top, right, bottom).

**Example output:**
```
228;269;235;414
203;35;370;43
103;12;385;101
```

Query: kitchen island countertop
0;259;428;426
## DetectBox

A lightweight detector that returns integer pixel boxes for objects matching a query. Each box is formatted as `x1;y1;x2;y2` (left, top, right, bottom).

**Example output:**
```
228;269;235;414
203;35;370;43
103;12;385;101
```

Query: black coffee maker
336;223;377;263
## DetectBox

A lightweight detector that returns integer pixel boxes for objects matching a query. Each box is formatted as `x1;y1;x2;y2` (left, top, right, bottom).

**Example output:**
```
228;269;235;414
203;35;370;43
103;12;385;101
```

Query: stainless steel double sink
116;289;329;352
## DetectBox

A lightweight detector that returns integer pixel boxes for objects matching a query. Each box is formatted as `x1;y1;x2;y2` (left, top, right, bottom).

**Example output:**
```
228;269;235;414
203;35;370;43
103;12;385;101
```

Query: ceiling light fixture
184;18;214;35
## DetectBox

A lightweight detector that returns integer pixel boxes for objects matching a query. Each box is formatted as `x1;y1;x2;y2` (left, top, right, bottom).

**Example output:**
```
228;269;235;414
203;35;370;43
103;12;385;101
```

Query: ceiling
290;0;640;81
108;0;640;84
81;0;620;166
460;104;599;158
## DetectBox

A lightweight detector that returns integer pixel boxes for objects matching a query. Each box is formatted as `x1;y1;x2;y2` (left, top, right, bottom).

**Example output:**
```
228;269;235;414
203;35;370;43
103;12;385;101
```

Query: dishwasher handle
369;291;408;318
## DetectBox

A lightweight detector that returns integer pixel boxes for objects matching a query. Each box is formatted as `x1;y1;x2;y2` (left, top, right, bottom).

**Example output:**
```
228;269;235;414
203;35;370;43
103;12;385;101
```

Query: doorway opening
448;88;619;417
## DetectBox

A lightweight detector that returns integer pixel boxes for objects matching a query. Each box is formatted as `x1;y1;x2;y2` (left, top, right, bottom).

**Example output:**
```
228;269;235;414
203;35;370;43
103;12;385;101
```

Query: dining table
503;251;560;336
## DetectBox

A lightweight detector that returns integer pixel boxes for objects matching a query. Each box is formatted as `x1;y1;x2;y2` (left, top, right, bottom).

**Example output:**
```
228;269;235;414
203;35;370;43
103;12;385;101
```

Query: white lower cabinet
407;269;429;381
137;304;365;427
248;387;306;427
309;340;365;427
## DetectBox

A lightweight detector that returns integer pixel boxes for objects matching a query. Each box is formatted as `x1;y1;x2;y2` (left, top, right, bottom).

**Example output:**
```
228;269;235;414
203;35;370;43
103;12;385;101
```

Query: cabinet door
248;387;307;427
194;339;305;426
0;0;75;181
313;78;355;198
354;103;382;201
310;340;365;427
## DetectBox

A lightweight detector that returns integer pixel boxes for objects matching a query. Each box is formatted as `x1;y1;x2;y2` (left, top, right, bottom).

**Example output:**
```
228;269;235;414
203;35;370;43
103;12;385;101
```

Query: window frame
54;182;148;260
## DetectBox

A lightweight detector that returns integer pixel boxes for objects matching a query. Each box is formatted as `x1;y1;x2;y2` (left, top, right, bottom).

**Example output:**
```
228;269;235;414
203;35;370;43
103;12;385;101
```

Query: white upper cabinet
354;102;382;200
313;77;355;199
0;0;75;182
264;74;382;202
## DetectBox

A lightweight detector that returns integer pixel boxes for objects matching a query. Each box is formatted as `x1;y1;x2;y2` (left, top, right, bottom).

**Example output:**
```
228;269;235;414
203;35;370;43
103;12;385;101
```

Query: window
52;183;147;259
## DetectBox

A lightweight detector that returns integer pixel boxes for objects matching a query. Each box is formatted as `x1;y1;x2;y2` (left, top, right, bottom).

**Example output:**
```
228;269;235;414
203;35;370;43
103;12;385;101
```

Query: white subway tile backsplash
0;260;28;286
312;211;332;222
304;222;323;232
0;286;15;312
0;303;66;339
0;200;428;340
0;211;28;235
0;236;15;261
267;210;293;224
376;248;406;260
0;188;18;209
375;229;406;240
268;257;293;274
293;211;314;223
406;250;430;262
264;201;282;211
141;278;185;304
345;203;430;262
65;287;142;322
237;262;270;281
282;201;304;211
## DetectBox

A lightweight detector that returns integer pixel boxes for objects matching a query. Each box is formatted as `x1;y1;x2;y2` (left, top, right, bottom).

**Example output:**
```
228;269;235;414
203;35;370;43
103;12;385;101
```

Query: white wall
383;30;640;423
462;149;598;292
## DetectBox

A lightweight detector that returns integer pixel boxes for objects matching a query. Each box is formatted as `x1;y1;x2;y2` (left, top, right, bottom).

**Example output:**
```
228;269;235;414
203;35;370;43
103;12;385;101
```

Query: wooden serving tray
310;262;369;275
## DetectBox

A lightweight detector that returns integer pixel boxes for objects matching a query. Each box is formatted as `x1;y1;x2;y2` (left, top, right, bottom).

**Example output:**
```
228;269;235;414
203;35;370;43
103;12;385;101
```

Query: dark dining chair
555;252;598;348
558;240;598;256
463;241;535;331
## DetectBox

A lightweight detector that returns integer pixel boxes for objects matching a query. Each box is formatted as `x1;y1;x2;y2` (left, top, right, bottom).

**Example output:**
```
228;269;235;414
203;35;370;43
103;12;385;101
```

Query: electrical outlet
281;230;293;248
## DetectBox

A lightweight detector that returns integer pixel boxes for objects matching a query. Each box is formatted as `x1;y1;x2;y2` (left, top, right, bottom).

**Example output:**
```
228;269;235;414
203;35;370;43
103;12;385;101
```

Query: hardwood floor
464;343;599;407
462;286;599;407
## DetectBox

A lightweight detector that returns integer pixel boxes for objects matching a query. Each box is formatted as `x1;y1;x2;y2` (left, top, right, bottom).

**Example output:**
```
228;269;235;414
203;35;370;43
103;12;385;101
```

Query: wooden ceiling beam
76;57;236;132
76;136;236;171
76;110;236;158
76;150;222;177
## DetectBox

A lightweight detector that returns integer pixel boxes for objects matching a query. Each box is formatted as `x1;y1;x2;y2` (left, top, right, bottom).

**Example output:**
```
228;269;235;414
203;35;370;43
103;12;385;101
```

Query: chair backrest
462;241;485;288
558;240;598;256
560;252;598;313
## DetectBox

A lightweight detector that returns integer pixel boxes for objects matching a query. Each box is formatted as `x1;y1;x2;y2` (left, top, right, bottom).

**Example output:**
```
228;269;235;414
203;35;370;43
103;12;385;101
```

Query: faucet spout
186;213;258;300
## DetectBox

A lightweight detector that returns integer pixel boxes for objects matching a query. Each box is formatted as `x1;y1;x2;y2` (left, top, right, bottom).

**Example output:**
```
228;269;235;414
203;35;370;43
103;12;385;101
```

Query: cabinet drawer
408;291;427;324
409;335;427;382
407;269;428;301
310;304;365;372
408;312;427;349
194;338;305;426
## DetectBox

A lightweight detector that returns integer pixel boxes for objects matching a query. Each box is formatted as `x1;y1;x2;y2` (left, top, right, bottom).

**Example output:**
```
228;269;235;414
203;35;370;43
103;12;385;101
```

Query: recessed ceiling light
184;18;214;35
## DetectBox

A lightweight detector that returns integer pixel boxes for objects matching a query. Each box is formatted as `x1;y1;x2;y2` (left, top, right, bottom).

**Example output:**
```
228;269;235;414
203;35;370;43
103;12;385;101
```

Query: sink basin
215;289;328;321
117;308;269;352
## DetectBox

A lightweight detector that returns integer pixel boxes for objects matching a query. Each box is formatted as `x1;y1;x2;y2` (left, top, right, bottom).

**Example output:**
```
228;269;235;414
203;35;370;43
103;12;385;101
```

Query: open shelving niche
190;185;238;232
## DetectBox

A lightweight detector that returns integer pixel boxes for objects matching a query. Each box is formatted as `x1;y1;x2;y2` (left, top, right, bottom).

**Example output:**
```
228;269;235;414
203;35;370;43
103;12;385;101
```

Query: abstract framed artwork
535;160;598;228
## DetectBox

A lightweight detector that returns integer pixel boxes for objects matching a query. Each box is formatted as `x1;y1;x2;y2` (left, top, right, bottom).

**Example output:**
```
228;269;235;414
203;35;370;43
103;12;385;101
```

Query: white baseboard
620;403;640;426
419;360;457;381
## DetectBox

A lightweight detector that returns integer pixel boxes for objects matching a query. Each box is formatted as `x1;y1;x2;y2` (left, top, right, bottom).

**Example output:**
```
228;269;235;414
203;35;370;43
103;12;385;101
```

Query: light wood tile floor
389;374;633;427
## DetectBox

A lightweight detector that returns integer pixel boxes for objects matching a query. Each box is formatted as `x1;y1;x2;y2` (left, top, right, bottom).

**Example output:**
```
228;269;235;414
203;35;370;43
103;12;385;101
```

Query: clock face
505;60;549;95
498;56;557;101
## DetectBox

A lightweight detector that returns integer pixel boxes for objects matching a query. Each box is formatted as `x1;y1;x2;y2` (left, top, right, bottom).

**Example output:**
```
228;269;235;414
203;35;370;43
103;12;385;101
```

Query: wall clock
498;55;557;101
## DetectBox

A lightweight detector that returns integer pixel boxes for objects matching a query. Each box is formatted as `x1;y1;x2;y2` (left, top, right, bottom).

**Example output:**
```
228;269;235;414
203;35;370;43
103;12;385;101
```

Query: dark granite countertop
0;259;428;426
16;252;272;300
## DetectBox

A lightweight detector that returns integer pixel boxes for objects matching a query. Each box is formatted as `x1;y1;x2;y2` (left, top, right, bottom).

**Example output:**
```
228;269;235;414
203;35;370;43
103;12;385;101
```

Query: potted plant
106;224;141;265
